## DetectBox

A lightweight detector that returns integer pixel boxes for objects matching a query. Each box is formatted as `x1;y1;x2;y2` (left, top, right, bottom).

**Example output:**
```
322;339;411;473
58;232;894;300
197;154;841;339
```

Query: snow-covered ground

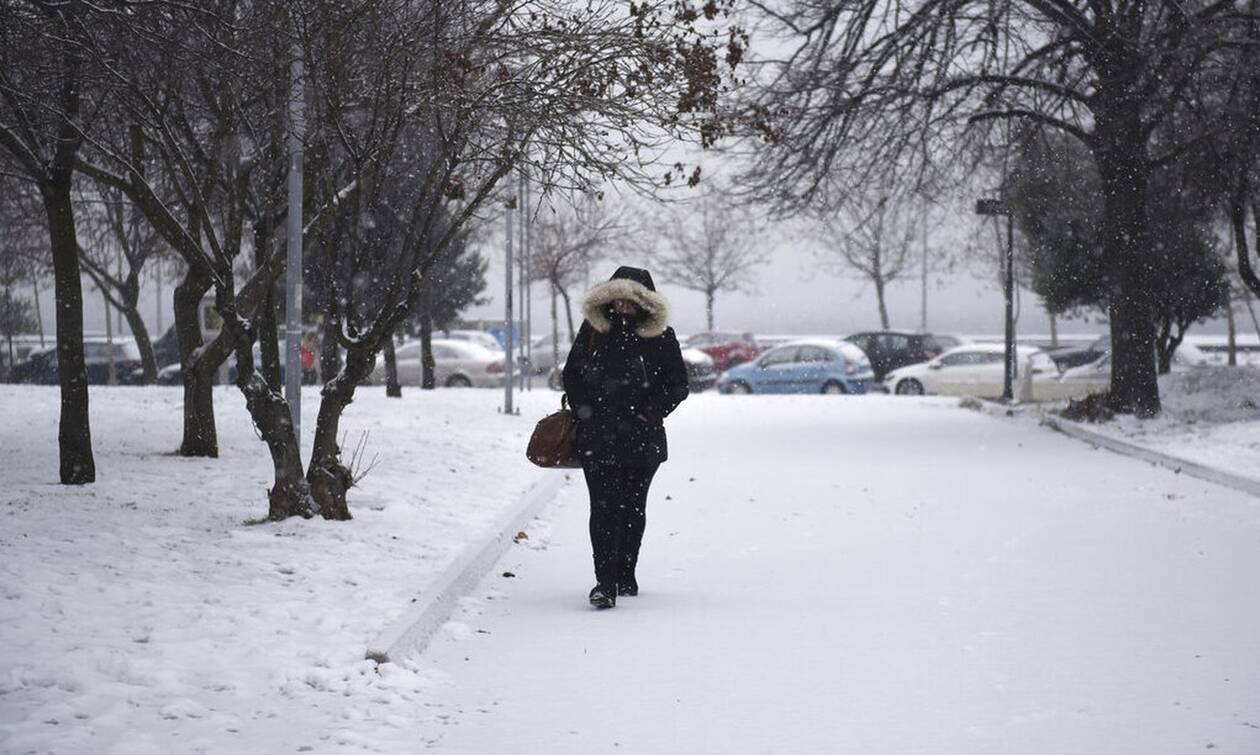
1063;367;1260;478
0;384;559;754
3;386;1259;754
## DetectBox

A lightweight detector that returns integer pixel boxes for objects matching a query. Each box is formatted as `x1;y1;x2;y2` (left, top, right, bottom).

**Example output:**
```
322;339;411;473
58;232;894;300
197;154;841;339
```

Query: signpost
975;196;1016;402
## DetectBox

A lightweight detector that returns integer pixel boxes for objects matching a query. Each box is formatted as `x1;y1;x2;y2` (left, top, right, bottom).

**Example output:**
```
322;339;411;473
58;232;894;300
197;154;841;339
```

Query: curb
1038;415;1260;498
963;396;1260;499
365;472;571;664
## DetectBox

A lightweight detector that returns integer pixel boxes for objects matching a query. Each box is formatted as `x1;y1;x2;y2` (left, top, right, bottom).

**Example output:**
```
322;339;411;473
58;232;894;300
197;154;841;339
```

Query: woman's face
611;298;641;317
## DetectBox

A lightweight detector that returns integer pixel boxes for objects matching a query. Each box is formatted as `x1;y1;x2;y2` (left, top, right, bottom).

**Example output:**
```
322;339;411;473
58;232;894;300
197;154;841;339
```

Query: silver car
375;338;507;388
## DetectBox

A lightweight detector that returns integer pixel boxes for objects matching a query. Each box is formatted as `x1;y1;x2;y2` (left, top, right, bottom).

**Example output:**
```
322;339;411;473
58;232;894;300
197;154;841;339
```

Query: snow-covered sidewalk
413;396;1260;754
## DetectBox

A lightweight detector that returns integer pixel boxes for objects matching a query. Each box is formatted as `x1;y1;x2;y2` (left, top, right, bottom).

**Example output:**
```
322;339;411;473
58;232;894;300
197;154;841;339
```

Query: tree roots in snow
1061;392;1115;423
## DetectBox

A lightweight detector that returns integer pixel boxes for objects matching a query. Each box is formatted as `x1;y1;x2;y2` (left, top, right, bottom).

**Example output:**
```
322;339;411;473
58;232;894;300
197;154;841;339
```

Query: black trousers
581;461;660;588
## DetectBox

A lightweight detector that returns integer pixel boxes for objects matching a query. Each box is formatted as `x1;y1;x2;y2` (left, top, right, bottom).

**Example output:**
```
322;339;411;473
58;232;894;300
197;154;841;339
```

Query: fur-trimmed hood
582;267;670;338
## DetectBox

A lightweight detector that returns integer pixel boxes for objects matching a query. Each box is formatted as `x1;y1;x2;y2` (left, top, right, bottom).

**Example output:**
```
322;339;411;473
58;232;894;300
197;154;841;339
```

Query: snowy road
412;395;1260;754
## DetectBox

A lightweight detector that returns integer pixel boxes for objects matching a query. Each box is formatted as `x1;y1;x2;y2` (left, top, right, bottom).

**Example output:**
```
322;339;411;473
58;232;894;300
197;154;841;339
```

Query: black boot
589;584;616;609
617;578;638;597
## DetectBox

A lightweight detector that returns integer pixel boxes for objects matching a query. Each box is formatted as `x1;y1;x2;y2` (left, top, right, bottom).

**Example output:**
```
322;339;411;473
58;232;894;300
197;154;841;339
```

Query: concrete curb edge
963;396;1260;499
1038;414;1260;498
365;472;570;664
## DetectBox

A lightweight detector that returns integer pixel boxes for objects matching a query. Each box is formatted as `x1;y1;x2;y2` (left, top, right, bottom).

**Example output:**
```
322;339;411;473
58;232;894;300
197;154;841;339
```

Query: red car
683;332;761;371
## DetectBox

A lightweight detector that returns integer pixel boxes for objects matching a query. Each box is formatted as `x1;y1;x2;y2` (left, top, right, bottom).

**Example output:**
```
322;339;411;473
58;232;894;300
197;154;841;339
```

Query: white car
883;343;1059;398
438;329;505;354
1058;343;1209;394
375;338;506;388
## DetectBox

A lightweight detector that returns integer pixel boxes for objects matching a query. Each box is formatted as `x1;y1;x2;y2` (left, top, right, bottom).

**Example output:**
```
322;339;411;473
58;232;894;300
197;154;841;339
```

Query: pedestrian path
411;395;1260;754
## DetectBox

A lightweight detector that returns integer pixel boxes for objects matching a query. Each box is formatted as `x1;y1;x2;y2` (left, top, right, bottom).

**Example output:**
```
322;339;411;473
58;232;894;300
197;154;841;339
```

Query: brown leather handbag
526;394;582;468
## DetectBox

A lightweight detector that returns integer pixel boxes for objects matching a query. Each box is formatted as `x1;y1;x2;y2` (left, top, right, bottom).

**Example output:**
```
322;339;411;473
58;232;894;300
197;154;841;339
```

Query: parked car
882;343;1058;398
683;332;761;371
682;347;718;392
10;337;146;385
527;332;571;375
717;339;874;395
547;347;719;393
1047;334;1110;370
1057;343;1209;394
373;338;506;388
843;331;963;382
439;329;506;354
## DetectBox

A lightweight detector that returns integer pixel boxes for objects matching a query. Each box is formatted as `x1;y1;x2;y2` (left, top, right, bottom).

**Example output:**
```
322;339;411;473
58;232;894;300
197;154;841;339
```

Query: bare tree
530;199;620;360
819;190;921;329
0;1;108;482
739;0;1251;416
652;190;763;331
76;185;163;383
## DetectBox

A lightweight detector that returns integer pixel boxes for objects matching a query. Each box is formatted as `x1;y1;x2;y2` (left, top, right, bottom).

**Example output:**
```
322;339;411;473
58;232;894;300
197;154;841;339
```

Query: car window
396;343;423;359
937;351;975;367
845;334;870;352
759;347;797;367
431;344;458;360
979;351;1005;364
797;346;833;363
878;334;911;353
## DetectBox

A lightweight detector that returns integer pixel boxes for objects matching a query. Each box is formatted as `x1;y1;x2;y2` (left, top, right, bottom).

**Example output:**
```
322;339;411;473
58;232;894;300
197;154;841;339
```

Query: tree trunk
31;271;45;347
254;217;282;390
42;176;95;484
102;284;117;386
1048;310;1059;348
873;274;891;329
1095;104;1160;417
706;289;715;331
560;287;575;342
307;346;377;520
550;282;561;368
174;266;217;457
1226;293;1238;366
383;334;401;397
420;283;435;390
319;314;341;384
225;318;316;521
123;305;158;384
1155;317;1174;375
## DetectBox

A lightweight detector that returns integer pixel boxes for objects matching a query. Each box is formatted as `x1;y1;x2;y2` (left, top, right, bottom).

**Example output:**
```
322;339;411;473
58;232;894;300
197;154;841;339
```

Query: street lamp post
975;196;1016;402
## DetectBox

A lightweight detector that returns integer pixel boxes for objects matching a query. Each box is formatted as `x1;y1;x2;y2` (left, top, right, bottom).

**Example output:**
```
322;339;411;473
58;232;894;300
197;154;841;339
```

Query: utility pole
503;174;516;414
285;35;305;438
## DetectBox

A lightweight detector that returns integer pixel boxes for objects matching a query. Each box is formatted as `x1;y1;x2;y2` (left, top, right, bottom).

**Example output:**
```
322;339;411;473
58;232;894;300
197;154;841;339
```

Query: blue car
717;339;874;395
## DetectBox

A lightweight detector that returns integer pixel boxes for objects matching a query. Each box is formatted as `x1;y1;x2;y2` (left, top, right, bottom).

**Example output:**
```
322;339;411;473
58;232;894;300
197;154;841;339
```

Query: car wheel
728;381;752;395
821;380;847;395
895;378;924;396
445;374;472;388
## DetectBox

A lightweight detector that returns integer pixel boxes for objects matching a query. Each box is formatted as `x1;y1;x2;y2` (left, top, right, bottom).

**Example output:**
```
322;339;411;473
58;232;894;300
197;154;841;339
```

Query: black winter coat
562;317;690;465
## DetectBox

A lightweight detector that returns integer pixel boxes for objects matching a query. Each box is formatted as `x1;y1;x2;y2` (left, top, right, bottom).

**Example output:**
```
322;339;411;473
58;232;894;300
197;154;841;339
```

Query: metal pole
285;37;305;438
1002;210;1015;402
518;170;526;392
524;174;532;391
920;202;928;332
503;175;515;414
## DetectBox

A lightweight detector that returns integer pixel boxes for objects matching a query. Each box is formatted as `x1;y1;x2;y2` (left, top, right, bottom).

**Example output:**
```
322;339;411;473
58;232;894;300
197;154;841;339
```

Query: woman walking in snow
563;266;690;609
